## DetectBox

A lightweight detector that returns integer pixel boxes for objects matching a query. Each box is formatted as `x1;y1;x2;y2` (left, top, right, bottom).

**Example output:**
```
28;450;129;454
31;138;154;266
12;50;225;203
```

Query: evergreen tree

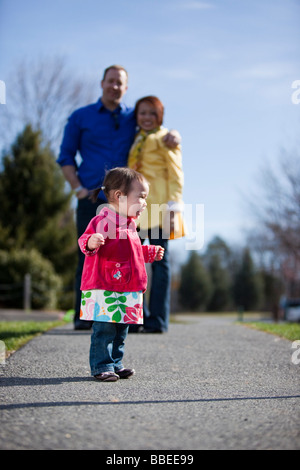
233;248;263;311
204;236;233;270
0;125;77;308
179;251;212;311
259;269;284;314
203;237;233;311
206;253;231;311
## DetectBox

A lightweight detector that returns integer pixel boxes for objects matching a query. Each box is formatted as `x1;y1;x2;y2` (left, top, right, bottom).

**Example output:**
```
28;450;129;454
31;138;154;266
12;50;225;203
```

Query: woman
128;96;185;333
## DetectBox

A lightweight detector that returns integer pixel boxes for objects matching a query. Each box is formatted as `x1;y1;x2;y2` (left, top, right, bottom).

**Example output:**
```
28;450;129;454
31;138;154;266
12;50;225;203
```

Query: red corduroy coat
79;207;157;293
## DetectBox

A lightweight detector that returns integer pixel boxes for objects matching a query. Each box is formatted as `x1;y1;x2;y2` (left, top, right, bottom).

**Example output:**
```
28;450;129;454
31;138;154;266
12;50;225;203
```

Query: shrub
0;249;62;309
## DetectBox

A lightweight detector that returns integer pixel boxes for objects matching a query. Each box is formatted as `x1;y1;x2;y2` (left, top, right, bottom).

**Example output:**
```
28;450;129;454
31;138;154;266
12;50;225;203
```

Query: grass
242;321;300;342
0;320;67;358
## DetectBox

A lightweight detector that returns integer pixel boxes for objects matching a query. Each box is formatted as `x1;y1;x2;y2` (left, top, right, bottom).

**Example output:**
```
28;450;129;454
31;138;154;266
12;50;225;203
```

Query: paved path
0;308;64;322
0;315;299;450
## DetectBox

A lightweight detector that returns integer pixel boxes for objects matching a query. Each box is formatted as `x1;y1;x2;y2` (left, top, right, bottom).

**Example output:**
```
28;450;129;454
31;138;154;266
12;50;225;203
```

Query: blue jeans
89;322;129;375
142;230;171;332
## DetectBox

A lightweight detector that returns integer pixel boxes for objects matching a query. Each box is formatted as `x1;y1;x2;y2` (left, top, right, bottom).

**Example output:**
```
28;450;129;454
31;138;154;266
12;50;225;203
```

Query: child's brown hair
90;167;147;203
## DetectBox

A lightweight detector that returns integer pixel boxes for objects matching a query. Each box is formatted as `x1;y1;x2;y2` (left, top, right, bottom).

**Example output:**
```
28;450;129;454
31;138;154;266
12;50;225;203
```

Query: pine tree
0;125;77;308
179;251;212;311
203;237;233;311
206;254;231;311
233;248;263;311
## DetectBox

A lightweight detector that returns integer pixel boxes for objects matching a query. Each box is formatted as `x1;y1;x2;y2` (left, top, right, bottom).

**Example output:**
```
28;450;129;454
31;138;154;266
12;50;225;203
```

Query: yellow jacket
128;127;185;239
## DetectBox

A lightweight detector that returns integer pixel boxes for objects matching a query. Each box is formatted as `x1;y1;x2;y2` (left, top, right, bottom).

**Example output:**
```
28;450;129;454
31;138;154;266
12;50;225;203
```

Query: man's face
101;68;128;108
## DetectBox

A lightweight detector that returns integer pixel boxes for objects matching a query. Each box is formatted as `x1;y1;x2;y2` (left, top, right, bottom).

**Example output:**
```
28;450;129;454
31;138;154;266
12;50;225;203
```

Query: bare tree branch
246;151;300;294
1;56;97;153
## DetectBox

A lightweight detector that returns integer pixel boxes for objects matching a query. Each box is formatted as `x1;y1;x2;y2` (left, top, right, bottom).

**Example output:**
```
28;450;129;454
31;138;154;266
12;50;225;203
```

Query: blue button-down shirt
57;98;136;191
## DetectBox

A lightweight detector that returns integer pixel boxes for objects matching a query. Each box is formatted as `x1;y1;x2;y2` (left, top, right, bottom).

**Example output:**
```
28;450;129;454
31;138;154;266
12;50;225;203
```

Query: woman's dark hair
90;167;147;203
134;95;164;126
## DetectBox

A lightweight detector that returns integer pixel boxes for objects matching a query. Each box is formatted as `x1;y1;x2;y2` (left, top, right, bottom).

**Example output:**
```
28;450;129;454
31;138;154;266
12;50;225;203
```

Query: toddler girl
79;167;164;382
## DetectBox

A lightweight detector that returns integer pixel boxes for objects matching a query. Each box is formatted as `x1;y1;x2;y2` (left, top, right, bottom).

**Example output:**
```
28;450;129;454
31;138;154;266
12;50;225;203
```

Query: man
57;65;180;329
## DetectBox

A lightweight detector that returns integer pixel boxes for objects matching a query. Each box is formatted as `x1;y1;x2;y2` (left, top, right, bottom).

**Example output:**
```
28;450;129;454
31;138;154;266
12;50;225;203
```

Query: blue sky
1;0;300;256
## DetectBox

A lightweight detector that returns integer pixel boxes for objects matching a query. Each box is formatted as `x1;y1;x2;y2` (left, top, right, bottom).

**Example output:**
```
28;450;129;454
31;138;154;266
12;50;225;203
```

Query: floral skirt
80;290;143;324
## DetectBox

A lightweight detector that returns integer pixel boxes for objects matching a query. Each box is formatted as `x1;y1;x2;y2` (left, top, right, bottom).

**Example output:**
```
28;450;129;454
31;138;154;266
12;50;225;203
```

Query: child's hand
87;233;105;250
155;246;165;261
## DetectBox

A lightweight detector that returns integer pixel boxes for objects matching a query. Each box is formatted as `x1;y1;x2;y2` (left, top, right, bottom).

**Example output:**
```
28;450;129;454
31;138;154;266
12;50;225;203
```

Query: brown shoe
94;372;119;382
116;368;135;379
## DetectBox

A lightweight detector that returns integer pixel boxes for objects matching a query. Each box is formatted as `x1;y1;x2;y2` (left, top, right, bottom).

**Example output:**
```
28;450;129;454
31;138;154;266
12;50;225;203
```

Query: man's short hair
102;65;128;81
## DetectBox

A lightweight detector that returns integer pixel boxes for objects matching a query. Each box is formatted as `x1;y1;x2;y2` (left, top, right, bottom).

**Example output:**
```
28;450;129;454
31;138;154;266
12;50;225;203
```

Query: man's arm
58;112;90;199
61;165;89;199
